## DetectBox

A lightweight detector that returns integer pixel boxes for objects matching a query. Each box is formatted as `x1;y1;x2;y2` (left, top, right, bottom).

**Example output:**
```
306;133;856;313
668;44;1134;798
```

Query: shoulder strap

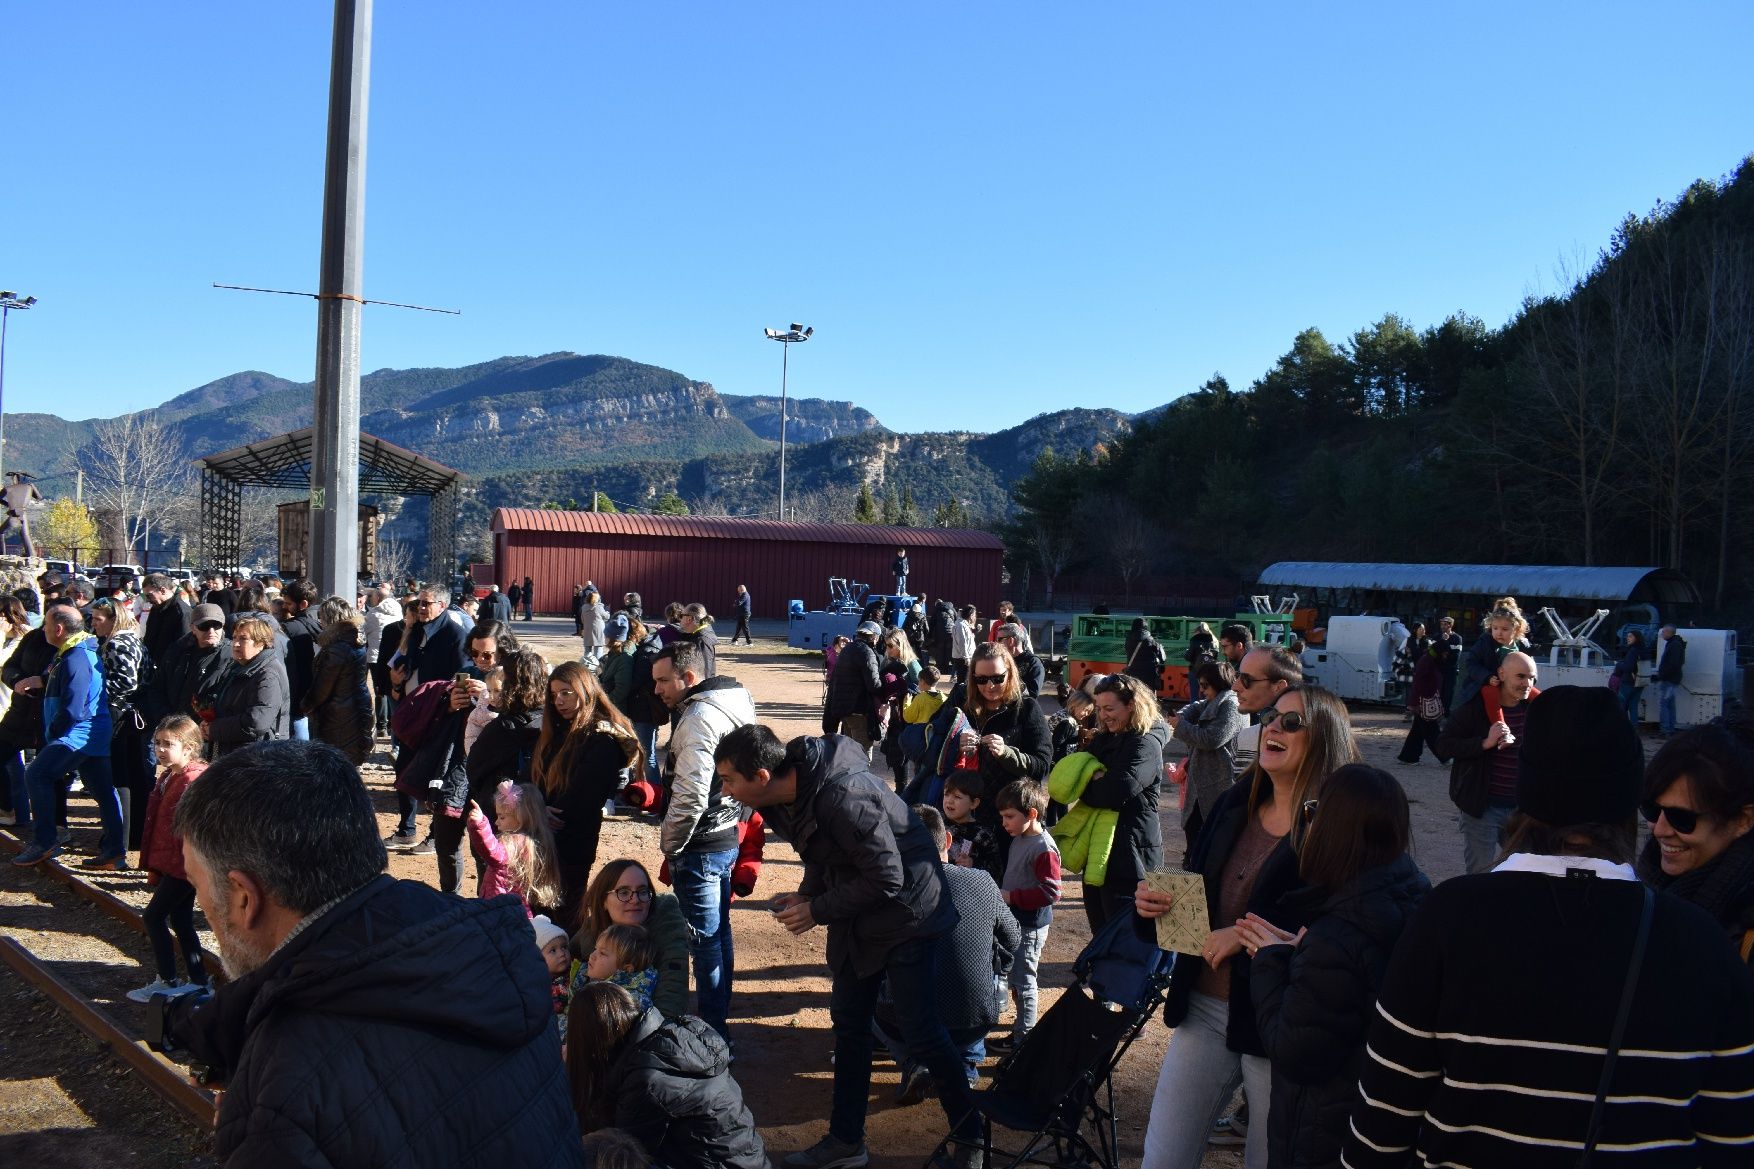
1578;884;1655;1167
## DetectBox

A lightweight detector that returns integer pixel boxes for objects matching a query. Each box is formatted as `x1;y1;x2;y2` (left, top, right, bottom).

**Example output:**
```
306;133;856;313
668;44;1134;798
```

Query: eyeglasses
611;886;654;904
974;673;1008;688
1261;708;1307;733
1641;801;1703;834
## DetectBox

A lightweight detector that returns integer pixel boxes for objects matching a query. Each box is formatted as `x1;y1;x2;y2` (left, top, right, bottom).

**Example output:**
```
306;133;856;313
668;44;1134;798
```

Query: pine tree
898;486;919;527
881;487;899;525
933;497;970;528
854;481;879;524
654;491;689;516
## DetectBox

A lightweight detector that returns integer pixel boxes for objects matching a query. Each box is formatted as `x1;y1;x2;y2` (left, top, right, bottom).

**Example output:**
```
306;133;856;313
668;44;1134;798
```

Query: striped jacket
1344;855;1754;1168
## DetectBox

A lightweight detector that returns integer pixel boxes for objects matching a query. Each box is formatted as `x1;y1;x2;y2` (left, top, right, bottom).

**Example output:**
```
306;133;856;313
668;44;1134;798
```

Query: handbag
1417;695;1444;721
1607;673;1622;694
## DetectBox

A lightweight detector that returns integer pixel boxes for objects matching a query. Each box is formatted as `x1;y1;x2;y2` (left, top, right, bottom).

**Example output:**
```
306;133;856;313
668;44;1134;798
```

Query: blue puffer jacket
44;633;111;755
175;876;583;1169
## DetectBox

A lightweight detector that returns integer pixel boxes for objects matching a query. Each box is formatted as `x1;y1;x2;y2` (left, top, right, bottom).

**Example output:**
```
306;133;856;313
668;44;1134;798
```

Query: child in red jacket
127;715;211;1002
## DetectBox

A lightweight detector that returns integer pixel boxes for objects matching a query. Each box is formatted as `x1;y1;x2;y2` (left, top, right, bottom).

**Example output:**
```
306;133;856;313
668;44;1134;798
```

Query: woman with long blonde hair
533;661;643;929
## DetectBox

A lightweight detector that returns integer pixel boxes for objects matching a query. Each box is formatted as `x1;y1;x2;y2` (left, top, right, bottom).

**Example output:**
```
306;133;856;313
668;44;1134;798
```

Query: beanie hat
856;621;882;637
1515;685;1642;826
530;915;567;950
605;613;630;644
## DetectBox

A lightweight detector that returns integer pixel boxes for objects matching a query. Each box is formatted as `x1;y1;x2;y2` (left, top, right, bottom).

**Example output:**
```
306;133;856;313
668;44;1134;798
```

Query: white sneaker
0;811;16;826
126;978;202;1003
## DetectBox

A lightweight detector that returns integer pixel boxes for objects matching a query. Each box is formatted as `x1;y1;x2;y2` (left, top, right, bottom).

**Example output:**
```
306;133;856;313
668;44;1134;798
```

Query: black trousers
144;875;208;985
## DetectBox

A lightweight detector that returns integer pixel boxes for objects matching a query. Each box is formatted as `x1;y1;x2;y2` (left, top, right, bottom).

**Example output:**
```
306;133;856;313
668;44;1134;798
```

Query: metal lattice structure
198;428;462;581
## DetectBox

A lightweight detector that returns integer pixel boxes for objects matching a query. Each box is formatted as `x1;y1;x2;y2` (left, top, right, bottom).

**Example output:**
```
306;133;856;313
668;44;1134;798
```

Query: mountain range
3;352;1135;544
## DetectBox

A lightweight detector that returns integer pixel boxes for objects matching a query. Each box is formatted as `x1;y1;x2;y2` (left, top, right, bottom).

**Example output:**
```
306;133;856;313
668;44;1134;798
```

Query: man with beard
166;740;582;1168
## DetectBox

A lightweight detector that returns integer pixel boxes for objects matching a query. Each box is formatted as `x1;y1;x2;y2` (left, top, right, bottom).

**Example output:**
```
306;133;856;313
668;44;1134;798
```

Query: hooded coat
172;877;583;1169
763;734;956;977
1248;852;1430;1168
599;1009;768;1169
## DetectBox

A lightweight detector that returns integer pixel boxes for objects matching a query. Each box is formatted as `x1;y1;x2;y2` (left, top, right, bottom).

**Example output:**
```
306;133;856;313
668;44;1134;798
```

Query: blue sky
4;2;1752;434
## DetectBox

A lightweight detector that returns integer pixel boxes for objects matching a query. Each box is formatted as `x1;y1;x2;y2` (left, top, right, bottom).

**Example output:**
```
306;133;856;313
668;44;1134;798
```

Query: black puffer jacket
822;636;883;731
303;640;373;764
145;633;225;724
1248;852;1430;1168
602;1010;768;1169
1079;719;1170;890
0;626;54;749
209;652;290;756
466;706;542;816
173;877;583;1169
765;734;957;977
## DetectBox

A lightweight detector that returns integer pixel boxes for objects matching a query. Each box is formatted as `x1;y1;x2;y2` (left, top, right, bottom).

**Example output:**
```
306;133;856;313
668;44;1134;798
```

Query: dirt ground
3;614;1640;1166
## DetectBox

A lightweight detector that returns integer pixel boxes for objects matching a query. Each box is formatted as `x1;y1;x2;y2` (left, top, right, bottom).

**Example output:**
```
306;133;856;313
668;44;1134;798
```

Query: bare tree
1706;228;1754;607
1106;499;1154;602
77;413;191;561
1031;519;1077;609
376;532;415;588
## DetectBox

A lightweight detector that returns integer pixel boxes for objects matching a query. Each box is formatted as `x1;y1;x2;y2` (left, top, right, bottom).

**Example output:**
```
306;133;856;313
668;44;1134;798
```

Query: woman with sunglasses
1075;673;1171;932
571;859;691;1016
956;643;1052;829
1232;764;1428;1169
1133;684;1358;1169
1637;709;1754;962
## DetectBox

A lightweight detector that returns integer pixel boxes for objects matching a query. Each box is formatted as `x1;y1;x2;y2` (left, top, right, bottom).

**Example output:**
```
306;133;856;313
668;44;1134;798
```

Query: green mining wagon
1065;612;1295;701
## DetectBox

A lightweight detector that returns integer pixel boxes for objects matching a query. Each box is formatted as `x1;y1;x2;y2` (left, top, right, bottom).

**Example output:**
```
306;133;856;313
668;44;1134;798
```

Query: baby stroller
925;909;1174;1169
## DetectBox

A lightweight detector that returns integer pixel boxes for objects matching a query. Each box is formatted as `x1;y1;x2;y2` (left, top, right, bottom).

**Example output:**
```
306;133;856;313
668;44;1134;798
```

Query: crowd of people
5;568;1754;1169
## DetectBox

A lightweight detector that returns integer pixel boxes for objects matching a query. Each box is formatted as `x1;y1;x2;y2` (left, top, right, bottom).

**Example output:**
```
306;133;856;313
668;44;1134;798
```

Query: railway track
0;827;220;1130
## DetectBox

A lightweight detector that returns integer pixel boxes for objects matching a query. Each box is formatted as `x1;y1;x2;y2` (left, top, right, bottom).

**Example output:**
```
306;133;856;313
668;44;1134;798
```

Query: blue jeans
1010;923;1048;1036
290;717;310;742
632;722;661;786
1619;683;1644;724
29;743;117;855
673;845;739;1040
829;932;979;1145
1459;802;1515;875
1141;991;1271;1169
1658;681;1680;734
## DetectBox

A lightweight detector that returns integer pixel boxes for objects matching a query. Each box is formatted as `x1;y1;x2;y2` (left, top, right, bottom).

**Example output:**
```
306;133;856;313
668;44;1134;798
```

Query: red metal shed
490;509;1005;619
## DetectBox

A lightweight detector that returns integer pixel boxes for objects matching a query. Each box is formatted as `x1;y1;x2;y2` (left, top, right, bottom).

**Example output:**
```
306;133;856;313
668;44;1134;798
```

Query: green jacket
1048;750;1119;887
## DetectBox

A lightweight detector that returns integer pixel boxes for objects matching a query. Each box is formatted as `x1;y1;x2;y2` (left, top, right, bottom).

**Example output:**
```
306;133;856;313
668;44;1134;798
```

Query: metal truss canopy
198;428;462;580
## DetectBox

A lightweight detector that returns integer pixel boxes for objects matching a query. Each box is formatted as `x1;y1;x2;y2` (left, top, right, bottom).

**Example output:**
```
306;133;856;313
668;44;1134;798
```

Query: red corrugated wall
493;523;1003;620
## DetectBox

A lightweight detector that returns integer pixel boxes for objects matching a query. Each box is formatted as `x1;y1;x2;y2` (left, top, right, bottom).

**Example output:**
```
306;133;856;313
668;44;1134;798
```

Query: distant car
40;558;76;579
94;564;145;592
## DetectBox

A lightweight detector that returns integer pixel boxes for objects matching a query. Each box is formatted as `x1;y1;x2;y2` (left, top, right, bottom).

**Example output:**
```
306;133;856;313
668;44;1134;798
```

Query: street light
763;322;813;521
0;291;39;487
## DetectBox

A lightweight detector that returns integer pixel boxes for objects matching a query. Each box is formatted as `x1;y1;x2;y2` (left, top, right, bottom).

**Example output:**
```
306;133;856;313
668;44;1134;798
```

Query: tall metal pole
0;305;11;488
778;340;789;522
309;0;371;596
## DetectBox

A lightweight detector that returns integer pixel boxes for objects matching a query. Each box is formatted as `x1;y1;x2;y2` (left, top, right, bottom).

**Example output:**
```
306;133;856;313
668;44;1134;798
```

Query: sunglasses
974;673;1008;688
1261;708;1307;733
611;886;654;904
1300;798;1320;825
1236;672;1271;689
1641;801;1703;834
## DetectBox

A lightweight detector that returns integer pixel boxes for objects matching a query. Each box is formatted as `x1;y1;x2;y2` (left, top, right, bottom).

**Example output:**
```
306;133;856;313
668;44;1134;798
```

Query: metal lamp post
0;291;39;486
763;322;812;521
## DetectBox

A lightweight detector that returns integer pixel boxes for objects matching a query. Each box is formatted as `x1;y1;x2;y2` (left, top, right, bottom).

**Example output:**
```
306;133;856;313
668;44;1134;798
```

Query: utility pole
308;0;372;597
75;469;83;504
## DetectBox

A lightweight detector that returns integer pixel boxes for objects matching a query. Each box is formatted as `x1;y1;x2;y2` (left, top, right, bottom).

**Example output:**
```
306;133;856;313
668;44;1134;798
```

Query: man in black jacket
280;578;322;741
141;573;190;670
1655;624;1687;736
149;603;229;723
822;621;885;754
1437;651;1537;874
166;740;582;1169
995;623;1045;699
715;725;980;1169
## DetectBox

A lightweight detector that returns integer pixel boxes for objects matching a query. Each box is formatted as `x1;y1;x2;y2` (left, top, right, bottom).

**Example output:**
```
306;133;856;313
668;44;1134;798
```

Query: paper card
1142;869;1209;956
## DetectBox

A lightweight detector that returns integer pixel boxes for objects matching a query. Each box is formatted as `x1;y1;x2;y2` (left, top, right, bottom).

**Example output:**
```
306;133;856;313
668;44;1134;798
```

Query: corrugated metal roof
1258;562;1699;605
491;508;1004;549
200;428;461;493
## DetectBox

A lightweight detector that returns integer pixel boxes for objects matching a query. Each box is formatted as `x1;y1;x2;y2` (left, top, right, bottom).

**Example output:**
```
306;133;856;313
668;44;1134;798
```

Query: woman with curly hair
534;661;644;928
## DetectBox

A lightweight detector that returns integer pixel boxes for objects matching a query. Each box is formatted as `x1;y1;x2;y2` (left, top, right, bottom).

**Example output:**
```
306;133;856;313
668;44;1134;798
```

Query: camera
143;988;218;1085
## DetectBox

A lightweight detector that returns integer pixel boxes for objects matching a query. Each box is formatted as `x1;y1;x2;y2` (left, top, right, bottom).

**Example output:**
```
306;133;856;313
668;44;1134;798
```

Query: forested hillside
1006;158;1754;620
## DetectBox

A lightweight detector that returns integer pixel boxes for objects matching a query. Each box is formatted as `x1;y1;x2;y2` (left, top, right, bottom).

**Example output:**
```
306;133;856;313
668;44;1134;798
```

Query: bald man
1438;650;1540;874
